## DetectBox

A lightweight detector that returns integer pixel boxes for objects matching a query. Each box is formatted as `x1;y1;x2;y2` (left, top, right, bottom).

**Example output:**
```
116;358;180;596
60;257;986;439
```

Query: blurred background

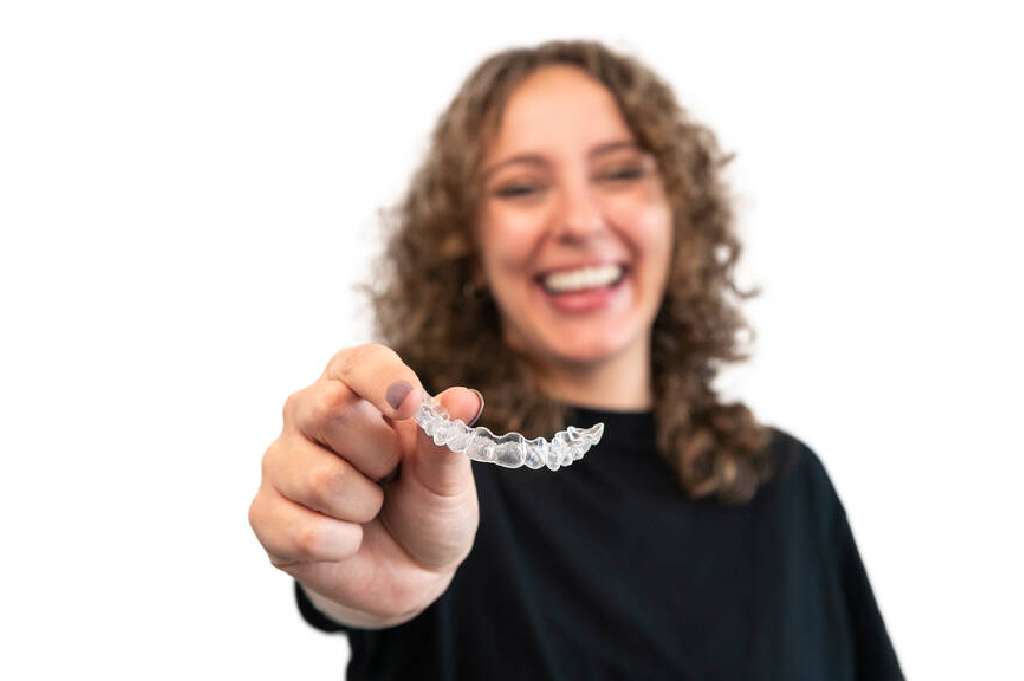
1;1;1021;678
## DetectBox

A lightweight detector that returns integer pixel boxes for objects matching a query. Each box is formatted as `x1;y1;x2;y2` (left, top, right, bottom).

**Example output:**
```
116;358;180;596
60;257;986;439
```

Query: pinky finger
249;484;363;568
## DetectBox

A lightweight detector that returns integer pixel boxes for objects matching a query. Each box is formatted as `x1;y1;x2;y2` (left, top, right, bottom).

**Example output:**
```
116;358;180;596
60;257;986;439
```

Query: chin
506;315;642;366
545;335;632;365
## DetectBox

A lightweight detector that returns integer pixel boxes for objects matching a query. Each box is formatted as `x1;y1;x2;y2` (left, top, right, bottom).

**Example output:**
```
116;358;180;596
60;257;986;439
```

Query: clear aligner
413;394;604;472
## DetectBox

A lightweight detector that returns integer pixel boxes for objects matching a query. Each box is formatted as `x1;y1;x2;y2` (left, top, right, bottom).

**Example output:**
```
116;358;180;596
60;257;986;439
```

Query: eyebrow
481;140;640;181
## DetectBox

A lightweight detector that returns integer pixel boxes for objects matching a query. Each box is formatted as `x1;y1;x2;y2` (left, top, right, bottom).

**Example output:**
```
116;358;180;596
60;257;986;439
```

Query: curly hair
362;39;776;503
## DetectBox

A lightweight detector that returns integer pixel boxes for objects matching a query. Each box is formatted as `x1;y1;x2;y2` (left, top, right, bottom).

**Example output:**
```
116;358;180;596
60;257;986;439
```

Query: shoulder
765;426;837;494
755;426;846;534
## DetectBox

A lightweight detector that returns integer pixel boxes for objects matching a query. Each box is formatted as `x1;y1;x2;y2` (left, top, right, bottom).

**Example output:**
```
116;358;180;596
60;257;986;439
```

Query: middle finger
266;434;385;524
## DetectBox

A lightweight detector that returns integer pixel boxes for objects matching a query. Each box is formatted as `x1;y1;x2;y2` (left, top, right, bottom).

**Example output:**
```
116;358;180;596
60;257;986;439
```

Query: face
477;65;673;372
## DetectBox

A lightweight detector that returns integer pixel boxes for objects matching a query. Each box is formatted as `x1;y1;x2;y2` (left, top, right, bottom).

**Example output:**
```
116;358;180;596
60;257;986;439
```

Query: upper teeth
543;264;623;293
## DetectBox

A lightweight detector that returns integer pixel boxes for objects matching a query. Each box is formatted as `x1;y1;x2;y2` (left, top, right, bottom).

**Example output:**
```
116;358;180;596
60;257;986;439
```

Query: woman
248;40;903;679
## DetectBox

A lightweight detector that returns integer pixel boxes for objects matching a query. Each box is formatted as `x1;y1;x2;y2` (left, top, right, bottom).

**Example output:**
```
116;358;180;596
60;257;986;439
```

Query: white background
1;2;1021;679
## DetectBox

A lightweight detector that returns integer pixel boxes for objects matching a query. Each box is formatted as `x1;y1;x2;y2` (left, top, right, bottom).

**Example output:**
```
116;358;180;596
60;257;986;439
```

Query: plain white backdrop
1;2;1021;678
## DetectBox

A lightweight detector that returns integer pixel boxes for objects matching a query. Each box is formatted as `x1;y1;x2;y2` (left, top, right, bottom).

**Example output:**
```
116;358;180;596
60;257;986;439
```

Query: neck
530;341;653;411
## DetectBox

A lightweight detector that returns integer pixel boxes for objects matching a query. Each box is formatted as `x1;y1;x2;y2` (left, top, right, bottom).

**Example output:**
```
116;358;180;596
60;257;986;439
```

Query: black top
294;407;903;680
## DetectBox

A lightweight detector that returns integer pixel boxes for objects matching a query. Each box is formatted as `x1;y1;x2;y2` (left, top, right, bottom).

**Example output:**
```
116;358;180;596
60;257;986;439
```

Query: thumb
380;387;484;572
409;387;485;497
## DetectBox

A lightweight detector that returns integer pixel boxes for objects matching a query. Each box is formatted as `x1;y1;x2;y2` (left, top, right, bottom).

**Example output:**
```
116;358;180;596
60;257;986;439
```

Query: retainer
414;394;604;472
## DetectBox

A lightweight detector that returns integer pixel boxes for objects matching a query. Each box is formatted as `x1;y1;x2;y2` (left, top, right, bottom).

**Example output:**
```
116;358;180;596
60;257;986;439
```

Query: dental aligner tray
414;394;604;471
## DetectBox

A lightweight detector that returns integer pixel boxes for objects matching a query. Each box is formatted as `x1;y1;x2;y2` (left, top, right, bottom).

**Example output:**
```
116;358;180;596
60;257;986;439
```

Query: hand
248;343;484;623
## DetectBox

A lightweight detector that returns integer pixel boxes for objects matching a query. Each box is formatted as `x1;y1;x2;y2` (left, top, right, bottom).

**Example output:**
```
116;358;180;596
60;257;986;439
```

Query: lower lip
537;274;628;314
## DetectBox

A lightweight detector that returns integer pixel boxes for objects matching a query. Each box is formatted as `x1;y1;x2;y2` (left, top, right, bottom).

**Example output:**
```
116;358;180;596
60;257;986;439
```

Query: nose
553;177;607;244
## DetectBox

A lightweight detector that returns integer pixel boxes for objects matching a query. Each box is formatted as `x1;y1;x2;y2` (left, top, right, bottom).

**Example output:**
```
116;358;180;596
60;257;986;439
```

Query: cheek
480;206;546;272
631;203;673;293
620;199;672;257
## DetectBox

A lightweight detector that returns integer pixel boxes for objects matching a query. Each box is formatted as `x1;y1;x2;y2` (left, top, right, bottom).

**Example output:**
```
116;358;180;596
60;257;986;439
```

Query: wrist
299;570;455;630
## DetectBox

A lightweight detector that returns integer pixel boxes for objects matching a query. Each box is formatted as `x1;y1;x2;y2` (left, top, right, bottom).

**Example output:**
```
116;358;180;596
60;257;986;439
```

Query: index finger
322;343;425;421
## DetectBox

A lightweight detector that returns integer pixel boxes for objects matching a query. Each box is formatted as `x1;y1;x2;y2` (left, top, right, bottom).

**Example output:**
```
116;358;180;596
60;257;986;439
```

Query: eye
494;182;547;199
595;163;648;183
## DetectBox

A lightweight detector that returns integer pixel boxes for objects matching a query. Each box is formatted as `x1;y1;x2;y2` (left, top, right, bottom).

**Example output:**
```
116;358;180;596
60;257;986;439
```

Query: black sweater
294;406;903;680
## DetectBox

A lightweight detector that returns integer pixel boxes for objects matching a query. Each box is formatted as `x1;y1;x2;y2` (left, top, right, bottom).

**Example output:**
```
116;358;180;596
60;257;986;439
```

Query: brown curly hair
362;39;776;503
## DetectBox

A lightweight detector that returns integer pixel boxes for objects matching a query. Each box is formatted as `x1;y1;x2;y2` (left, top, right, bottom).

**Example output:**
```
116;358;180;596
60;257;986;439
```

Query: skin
249;345;483;628
478;65;673;409
248;64;674;628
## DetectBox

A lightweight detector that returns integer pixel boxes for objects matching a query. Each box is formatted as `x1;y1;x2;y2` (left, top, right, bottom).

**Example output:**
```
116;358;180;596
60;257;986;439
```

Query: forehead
485;65;634;160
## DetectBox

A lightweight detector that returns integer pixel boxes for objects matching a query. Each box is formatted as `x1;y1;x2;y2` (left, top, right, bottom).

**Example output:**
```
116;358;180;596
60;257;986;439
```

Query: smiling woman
250;38;904;680
368;43;774;501
478;69;672;384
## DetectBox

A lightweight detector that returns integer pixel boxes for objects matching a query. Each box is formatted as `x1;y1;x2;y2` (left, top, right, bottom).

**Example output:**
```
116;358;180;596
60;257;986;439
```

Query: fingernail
386;381;412;410
467;389;485;427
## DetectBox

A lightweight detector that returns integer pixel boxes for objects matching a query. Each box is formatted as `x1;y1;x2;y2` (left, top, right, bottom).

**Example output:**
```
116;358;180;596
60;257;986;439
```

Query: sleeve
795;439;903;681
833;501;905;681
293;579;352;634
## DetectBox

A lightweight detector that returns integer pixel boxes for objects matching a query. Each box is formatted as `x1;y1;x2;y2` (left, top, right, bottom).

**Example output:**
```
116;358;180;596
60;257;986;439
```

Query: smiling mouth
535;263;629;295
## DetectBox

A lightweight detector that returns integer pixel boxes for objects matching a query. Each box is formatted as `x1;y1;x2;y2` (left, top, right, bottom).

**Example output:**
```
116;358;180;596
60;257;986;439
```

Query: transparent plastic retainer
414;394;604;472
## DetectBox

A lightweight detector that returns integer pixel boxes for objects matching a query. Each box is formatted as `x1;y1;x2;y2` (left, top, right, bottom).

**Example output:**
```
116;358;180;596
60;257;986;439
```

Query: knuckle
260;450;272;481
295;523;324;558
260;440;279;479
282;390;302;423
308;461;347;507
294;521;359;559
340;343;370;375
247;494;277;555
247;496;261;533
309;381;350;424
344;342;398;375
357;485;385;523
